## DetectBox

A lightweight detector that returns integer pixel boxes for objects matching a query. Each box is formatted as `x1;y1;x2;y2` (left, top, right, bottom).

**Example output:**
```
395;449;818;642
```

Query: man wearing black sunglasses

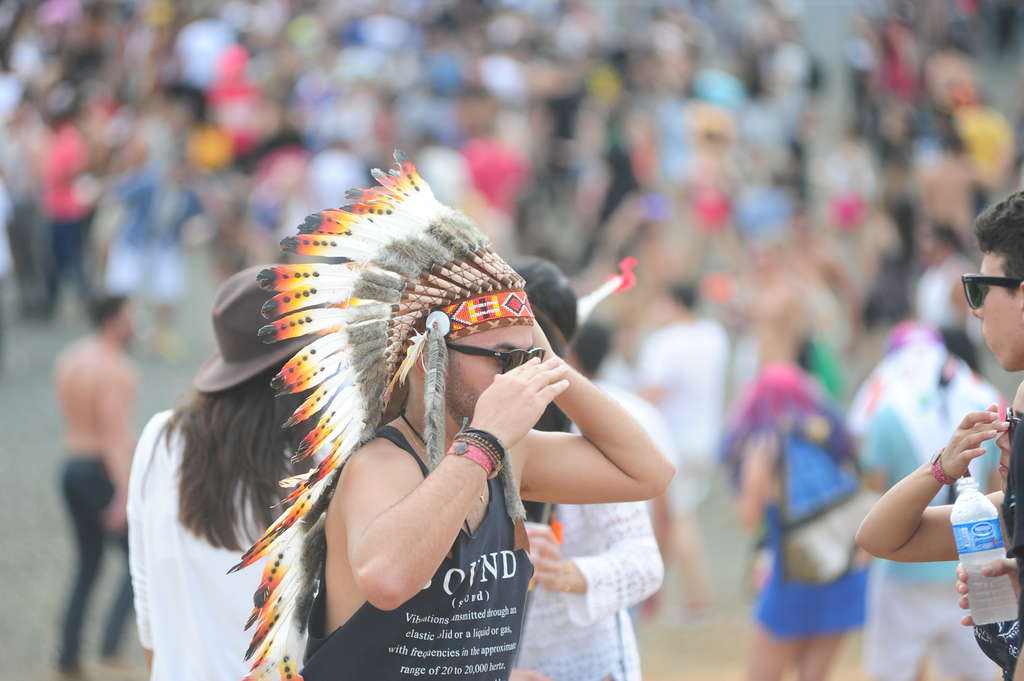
857;192;1024;680
957;191;1024;679
241;154;677;681
446;343;547;374
962;275;1024;318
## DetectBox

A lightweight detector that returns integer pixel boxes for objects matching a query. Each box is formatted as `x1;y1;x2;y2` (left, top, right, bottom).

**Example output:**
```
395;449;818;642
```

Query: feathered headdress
230;151;536;681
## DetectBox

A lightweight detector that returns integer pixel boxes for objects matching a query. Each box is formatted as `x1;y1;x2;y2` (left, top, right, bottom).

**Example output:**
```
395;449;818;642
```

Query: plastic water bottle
950;476;1017;625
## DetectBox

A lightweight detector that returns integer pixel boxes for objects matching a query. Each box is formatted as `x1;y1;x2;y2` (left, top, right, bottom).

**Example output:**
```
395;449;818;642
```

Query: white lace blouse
516;501;663;681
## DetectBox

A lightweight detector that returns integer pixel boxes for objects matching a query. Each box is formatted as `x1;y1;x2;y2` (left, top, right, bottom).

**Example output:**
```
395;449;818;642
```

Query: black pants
58;459;133;669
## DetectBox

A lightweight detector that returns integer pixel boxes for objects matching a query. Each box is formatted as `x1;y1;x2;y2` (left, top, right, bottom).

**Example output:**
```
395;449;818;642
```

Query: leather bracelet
931;452;958;485
458;432;503;469
457;430;504;467
461;427;506;457
448;440;496;478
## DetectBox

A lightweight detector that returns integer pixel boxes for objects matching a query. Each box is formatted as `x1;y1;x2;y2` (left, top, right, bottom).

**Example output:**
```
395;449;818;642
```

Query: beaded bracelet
460;427;507;456
930;449;958;485
456;432;504;474
458;426;505;464
458;430;501;456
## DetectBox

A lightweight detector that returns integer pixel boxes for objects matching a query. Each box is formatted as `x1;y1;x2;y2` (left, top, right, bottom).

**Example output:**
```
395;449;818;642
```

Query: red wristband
931;456;957;485
449;440;495;477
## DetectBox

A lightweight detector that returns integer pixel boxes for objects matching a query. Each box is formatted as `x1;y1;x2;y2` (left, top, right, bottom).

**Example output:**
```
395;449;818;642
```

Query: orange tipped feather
257;263;356;292
262;287;352;318
282;381;337;428
258;309;346;343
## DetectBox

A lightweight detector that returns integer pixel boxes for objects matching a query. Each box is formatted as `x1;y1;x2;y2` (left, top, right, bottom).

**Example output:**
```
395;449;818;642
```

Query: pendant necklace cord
400;411;486;509
399;411;426;445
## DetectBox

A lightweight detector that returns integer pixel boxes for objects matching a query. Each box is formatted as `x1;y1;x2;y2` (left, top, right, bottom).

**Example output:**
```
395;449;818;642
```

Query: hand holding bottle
956;558;1020;626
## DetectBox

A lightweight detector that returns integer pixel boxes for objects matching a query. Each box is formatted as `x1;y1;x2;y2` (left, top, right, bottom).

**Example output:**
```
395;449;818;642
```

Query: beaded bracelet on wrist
451;434;502;477
452;436;503;477
931;454;958;486
455;433;503;475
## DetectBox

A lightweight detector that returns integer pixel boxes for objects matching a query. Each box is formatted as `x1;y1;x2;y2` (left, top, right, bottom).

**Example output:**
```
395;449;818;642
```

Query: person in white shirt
635;281;728;617
173;14;235;91
127;266;306;680
510;259;665;681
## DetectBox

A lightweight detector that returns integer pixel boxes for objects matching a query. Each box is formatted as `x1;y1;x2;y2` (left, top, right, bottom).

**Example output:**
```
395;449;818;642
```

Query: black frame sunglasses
1009;407;1022;446
961;274;1024;310
446;343;546;373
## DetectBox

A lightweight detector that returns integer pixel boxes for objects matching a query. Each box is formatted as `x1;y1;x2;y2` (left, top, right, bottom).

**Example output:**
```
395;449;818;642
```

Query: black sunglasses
446;343;546;373
1009;407;1022;446
961;274;1024;310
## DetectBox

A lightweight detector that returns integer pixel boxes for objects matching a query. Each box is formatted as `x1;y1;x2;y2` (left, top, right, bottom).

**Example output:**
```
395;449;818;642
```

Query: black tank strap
376;425;429;477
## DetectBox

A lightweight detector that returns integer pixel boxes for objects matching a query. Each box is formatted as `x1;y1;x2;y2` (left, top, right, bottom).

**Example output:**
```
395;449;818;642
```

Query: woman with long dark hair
127;267;305;680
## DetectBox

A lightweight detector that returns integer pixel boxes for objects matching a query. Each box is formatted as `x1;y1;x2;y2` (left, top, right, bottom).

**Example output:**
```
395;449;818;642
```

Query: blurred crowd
0;0;1019;379
8;0;1024;678
0;0;1020;368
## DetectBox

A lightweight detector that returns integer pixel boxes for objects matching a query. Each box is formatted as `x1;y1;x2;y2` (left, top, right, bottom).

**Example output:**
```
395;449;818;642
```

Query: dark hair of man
573;321;612;378
89;296;129;329
168;367;300;552
510;257;577;435
667;281;699;310
975;190;1024;279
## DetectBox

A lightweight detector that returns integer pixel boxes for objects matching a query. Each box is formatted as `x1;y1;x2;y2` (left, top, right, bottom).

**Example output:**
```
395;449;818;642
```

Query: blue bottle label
952;520;1005;554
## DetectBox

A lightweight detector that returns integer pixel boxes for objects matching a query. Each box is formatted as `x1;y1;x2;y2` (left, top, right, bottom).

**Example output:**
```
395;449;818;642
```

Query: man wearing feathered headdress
232;152;675;681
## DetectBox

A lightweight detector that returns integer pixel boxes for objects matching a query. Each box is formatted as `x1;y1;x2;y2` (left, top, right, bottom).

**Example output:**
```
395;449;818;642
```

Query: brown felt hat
193;265;307;393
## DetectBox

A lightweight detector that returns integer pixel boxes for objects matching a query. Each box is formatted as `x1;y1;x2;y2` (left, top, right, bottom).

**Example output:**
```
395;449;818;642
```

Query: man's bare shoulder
54;338;93;384
109;352;138;384
340;435;424;486
91;353;136;397
330;434;426;514
92;341;136;384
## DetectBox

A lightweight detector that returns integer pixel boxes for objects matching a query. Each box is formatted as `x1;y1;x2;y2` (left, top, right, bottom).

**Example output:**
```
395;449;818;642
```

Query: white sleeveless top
127;411;263;681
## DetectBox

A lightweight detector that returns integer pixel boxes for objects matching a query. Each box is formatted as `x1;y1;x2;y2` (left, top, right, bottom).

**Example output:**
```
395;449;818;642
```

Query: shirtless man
54;295;136;677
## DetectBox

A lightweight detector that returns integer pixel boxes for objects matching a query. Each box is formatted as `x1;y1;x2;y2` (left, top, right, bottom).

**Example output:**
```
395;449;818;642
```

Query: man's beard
444;358;482;424
445;381;479;424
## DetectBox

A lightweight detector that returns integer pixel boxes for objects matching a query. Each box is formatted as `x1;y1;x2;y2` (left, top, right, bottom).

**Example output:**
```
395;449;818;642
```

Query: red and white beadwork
442;290;535;339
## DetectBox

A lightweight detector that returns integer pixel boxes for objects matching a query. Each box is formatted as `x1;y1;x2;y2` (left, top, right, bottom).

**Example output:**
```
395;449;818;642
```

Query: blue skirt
755;558;868;639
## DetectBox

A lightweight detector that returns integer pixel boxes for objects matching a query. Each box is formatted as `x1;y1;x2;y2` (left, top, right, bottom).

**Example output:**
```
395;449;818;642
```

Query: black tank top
302;427;533;681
